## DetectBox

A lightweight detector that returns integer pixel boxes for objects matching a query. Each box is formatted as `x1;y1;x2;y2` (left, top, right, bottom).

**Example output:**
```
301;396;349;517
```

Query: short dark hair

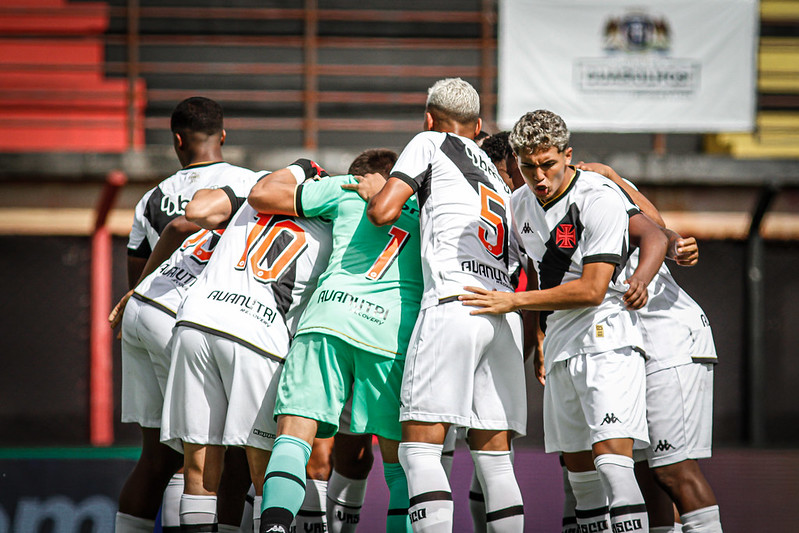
480;131;513;164
170;97;224;135
348;149;398;179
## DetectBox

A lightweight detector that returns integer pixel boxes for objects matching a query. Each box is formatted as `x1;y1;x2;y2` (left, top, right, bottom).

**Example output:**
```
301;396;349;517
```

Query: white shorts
120;297;175;427
399;302;527;436
160;326;282;452
635;362;714;467
544;347;648;454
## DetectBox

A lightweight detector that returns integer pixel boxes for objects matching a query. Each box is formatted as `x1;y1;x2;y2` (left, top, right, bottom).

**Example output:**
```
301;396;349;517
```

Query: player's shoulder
574;170;626;204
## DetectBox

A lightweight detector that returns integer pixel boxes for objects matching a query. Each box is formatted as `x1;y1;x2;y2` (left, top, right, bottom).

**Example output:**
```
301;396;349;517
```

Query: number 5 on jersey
365;226;410;281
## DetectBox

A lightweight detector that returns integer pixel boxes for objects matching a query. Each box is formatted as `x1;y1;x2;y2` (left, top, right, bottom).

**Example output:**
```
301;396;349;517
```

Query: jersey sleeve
127;188;154;257
581;187;629;265
295;175;348;218
389;132;437;193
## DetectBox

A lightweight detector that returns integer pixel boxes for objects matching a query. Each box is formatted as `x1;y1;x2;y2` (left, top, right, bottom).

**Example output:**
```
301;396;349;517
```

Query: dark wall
1;236;797;447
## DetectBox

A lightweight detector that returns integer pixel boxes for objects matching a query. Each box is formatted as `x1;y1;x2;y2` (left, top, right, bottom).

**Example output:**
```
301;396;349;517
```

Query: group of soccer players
113;77;722;533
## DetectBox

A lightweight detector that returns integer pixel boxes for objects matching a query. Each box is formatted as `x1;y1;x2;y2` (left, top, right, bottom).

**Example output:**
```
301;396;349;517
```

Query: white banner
497;0;759;132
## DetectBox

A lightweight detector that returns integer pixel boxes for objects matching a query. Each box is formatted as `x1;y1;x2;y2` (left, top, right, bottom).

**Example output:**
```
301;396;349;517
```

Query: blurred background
0;0;797;531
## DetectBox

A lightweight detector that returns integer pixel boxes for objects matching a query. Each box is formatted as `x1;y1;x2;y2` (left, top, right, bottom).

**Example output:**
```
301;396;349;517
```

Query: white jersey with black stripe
390;131;518;309
174;203;332;362
127;162;265;259
130;172;263;317
511;169;644;372
627;253;718;371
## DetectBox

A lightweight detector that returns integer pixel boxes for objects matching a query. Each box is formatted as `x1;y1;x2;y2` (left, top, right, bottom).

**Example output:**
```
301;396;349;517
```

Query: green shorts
275;332;404;441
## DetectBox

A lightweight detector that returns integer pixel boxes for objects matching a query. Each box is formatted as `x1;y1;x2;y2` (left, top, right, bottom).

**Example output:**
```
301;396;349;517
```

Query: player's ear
474;118;482;138
424;112;434;132
173;132;184;150
219;129;226;146
564;146;573;164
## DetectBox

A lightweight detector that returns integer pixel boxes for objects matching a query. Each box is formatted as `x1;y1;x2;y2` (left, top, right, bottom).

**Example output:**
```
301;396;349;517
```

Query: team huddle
113;79;722;533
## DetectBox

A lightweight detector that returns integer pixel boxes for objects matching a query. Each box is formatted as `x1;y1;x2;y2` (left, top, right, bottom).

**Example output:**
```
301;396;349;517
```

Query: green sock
383;462;412;533
261;435;312;527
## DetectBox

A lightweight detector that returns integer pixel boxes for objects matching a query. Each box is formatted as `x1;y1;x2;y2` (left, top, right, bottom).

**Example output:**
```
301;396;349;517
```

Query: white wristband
287;165;307;184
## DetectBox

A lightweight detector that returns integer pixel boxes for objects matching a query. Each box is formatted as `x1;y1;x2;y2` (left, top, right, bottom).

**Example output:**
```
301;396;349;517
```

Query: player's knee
652;460;699;493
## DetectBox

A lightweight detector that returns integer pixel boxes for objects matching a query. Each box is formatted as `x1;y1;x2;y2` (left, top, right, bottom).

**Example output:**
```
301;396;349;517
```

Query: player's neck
184;149;224;168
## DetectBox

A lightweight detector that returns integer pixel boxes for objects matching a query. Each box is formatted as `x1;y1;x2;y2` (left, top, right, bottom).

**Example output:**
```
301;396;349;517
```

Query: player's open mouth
534;185;548;197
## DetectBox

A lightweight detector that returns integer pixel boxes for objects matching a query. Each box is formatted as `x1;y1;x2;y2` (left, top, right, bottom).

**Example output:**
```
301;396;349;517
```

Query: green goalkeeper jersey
293;174;423;359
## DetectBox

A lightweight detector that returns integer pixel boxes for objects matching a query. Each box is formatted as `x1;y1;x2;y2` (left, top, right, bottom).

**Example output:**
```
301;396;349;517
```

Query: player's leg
327;431;374;533
398;304;492;532
440;426;457;479
116;299;183;532
468;429;524;533
160;471;184;533
547;360;609;532
559;455;578;533
181;443;225;531
578;349;650;532
261;333;351;533
260;415;319;533
634;460;680;533
217;446;252;533
646;363;721;532
296;436;334;533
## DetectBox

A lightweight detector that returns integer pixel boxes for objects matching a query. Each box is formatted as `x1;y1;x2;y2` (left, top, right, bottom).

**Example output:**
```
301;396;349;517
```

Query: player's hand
575;161;612;178
534;345;546;386
673;236;699;266
459;286;517;315
623;277;648;310
340;172;387;202
109;289;134;330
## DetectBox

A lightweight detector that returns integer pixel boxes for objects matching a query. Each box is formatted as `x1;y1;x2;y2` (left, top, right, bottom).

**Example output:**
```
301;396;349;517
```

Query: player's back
176;200;332;362
391;130;515;309
128;162;264;258
293;174;423;359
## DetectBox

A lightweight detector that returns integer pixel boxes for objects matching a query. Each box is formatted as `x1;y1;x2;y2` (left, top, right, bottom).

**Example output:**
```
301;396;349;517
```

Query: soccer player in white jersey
366;78;527;532
157;160;332;533
574;163;723;533
461;110;670;533
115;96;266;533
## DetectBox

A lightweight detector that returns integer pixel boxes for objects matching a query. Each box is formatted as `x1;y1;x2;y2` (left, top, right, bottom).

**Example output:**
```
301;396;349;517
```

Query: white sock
568;470;609;533
326;470;368;533
398;441;453;533
240;484;255;533
180;493;218;531
560;462;578;533
674;522;684;532
594;454;648;532
470;450;524;532
253;495;262;533
468;469;486;533
161;472;184;531
115;512;155;533
680;505;722;533
295;478;328;533
440;427;457;479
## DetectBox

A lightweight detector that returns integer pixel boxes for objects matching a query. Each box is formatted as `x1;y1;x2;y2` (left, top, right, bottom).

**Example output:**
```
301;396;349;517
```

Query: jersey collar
539;167;580;211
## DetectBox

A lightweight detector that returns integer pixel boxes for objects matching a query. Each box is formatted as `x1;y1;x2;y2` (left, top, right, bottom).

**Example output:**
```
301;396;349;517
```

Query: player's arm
625;212;669;310
248;159;328;216
367;177;414;226
127;256;148;290
576;162;665;227
185;188;238;228
461;261;616;314
520;258;546;385
111;216;201;328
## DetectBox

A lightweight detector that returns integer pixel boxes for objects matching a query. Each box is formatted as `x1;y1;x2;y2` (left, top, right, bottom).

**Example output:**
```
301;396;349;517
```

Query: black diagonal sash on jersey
440;134;510;267
538;203;583;333
261;215;302;322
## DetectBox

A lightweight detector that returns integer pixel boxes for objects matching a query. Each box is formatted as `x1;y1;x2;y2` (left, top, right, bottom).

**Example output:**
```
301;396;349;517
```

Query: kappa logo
653;440;675;452
521;222;534;234
556;223;577;248
264;526;288;533
601;413;621;425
